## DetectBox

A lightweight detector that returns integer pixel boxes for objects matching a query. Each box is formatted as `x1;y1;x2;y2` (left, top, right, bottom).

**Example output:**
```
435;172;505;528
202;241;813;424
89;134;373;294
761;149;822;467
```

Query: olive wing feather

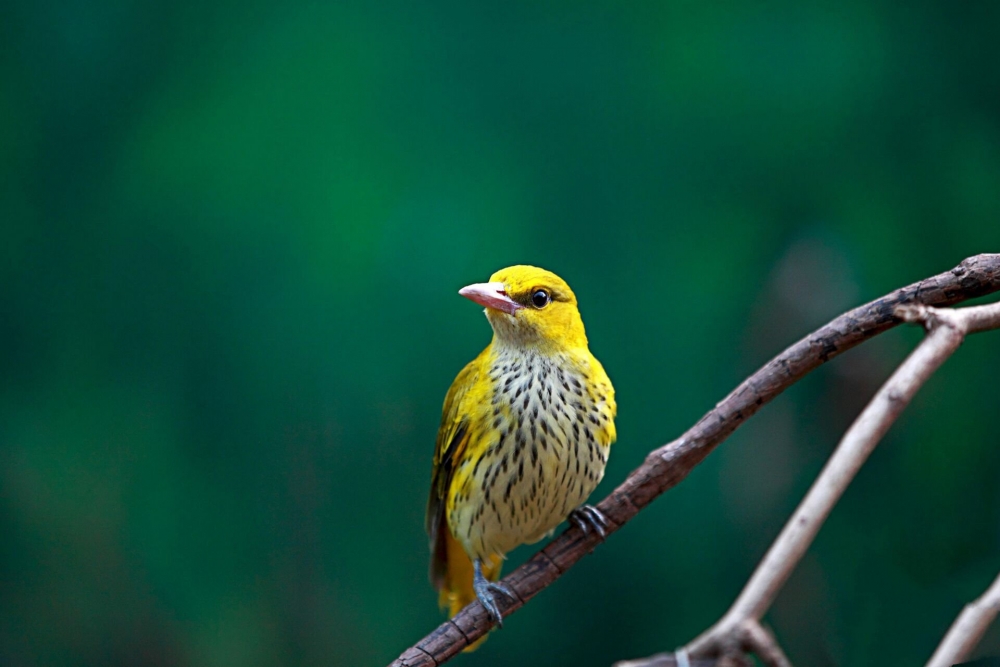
426;353;484;585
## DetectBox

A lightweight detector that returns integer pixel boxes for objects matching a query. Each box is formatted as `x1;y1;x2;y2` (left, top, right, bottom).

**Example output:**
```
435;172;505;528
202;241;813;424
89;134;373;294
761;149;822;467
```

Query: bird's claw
569;504;609;539
473;579;515;627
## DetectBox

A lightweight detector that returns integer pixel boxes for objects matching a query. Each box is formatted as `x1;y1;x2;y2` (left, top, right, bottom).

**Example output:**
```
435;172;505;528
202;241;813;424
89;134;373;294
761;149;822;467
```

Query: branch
615;654;724;667
641;299;1000;665
390;254;1000;667
927;570;1000;667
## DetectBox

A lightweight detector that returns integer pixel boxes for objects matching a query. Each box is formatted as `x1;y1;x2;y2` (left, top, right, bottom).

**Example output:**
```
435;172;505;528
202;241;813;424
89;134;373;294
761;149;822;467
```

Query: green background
3;2;1000;666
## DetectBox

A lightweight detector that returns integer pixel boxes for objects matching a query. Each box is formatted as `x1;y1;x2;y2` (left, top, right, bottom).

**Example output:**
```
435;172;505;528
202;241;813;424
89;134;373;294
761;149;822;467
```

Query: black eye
531;290;550;308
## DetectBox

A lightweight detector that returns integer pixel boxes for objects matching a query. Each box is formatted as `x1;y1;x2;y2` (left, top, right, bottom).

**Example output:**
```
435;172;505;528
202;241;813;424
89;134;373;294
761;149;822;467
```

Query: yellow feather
426;266;616;650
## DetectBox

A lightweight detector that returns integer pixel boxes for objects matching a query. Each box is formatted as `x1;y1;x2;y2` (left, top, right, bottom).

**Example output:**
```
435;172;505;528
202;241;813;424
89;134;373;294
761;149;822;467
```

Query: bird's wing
426;349;486;587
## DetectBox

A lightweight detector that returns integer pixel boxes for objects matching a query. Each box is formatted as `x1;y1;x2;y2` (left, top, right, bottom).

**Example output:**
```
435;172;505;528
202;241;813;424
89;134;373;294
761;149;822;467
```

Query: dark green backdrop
3;2;1000;666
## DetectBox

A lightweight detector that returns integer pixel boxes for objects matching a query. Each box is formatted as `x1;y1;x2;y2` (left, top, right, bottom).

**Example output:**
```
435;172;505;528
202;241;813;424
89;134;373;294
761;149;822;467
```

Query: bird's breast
448;347;615;560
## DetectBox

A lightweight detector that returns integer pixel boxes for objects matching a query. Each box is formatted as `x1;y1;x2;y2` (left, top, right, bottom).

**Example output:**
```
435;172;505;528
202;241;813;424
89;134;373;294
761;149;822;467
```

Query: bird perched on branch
426;265;616;649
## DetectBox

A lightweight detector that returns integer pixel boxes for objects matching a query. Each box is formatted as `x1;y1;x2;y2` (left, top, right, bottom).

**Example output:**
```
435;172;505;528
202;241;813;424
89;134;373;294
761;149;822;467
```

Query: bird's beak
458;282;524;315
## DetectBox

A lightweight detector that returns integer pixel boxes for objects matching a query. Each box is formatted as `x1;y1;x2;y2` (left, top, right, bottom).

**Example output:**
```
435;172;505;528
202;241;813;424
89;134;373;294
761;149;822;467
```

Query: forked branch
391;254;1000;667
614;299;1000;666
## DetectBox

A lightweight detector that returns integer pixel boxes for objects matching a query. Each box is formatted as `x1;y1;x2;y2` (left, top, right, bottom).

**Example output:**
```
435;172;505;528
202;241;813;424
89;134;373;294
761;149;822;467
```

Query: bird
426;265;616;649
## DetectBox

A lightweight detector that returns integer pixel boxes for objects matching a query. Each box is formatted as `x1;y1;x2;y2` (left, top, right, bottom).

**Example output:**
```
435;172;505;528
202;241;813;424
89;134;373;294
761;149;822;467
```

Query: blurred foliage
2;2;1000;666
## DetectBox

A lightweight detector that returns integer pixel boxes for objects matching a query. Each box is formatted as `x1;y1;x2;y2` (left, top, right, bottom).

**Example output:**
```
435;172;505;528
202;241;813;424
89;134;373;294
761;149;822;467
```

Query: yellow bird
426;265;616;646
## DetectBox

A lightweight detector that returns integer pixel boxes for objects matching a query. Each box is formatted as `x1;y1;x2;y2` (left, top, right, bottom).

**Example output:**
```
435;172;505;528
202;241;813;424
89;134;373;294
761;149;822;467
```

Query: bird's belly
447;358;613;561
454;435;606;560
509;442;605;547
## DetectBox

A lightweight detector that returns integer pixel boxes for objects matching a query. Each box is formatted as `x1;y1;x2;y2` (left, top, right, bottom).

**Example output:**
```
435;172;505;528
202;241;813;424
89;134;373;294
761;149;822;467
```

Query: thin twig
390;255;1000;667
742;621;793;667
686;305;967;655
614;654;722;667
619;300;1000;666
927;571;1000;667
616;621;791;667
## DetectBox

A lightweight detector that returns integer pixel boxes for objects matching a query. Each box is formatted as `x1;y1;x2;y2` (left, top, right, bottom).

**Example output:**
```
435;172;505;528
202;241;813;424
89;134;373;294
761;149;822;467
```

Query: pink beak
458;281;524;315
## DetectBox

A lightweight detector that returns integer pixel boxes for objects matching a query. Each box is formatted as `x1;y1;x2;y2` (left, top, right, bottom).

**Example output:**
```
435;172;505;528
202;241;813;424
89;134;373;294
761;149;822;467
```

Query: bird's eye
531;290;550;308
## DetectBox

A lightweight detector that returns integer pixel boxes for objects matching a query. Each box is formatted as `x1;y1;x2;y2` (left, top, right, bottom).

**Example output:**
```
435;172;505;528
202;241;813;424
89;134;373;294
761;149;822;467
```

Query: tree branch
927;569;1000;667
390;254;1000;667
615;653;724;667
623;299;999;666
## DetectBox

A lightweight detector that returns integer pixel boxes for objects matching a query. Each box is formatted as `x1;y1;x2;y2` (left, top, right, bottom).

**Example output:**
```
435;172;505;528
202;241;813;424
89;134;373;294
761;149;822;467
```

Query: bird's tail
434;530;503;652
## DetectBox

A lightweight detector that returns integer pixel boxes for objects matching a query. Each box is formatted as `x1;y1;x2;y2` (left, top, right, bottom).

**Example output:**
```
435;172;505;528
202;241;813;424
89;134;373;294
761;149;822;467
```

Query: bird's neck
488;336;585;370
485;311;589;351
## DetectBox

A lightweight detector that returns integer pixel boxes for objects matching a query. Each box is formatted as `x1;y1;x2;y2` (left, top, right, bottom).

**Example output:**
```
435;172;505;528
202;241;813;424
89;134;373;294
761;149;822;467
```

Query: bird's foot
569;504;609;539
473;560;515;627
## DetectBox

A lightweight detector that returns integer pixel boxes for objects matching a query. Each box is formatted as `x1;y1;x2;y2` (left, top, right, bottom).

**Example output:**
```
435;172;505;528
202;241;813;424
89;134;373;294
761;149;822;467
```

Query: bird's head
459;265;588;351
